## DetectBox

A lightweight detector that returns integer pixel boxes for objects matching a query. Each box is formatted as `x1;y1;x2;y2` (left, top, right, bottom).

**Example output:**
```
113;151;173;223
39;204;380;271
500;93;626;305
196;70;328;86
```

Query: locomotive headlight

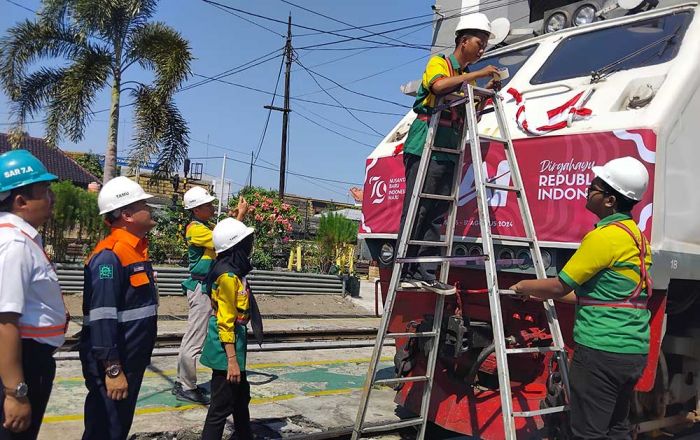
379;242;394;266
544;12;567;33
573;4;597;26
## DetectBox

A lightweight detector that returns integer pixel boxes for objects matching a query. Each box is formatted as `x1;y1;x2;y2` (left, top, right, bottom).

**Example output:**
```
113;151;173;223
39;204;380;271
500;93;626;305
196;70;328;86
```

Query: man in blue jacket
79;176;158;440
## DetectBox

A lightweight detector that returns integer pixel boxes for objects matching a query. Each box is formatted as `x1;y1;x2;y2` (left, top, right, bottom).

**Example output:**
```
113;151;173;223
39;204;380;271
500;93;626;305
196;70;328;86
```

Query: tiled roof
0;133;100;187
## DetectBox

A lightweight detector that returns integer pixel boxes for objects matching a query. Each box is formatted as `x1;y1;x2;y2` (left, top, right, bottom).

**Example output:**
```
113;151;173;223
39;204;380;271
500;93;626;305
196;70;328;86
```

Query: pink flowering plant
231;187;300;269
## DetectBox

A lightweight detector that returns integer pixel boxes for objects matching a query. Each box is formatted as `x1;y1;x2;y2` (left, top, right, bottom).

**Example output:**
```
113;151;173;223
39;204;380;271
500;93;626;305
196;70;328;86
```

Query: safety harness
576;221;652;309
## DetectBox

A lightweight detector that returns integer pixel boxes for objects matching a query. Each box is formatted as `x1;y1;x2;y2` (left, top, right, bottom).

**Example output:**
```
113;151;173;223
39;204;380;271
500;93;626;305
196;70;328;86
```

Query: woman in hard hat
510;156;652;439
397;12;502;296
199;218;256;440
80;176;159;440
0;150;64;440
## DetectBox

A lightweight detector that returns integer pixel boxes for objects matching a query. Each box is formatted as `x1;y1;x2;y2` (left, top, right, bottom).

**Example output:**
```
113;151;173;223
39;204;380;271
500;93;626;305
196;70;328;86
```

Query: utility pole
249;150;254;187
265;14;292;199
217;153;227;217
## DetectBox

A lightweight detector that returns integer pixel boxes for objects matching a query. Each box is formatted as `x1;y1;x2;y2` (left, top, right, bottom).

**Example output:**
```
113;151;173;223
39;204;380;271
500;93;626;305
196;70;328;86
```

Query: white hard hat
183;186;216;210
98;176;154;215
212;218;255;254
455;13;495;39
592;156;649;201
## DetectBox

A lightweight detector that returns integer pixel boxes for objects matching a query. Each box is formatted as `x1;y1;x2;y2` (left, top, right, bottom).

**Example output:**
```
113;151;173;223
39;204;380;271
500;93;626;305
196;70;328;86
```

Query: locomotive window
530;11;693;85
469;44;538;88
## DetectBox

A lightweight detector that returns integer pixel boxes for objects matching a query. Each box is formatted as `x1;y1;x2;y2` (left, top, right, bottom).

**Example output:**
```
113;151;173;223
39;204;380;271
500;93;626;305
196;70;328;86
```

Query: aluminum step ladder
351;83;571;440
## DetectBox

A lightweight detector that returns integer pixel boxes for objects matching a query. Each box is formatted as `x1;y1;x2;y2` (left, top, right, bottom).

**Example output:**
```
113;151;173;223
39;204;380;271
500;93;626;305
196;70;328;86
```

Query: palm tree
0;0;192;182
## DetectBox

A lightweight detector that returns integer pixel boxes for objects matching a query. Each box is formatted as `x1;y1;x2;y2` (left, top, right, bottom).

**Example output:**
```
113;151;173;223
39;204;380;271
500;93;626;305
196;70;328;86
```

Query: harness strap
576;221;653;309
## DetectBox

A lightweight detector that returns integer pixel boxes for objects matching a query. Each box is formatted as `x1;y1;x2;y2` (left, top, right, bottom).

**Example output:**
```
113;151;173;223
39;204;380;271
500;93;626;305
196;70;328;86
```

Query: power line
221;156;362;186
5;0;35;13
294;110;376;149
294;103;382;138
294;57;384;136
207;1;285;37
201;0;435;51
180;47;283;91
295;60;409;109
254;53;285;165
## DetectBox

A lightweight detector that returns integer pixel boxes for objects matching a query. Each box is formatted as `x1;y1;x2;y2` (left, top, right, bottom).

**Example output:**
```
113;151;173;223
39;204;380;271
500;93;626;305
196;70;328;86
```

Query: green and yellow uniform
200;272;250;370
403;54;475;162
559;213;652;354
182;220;216;292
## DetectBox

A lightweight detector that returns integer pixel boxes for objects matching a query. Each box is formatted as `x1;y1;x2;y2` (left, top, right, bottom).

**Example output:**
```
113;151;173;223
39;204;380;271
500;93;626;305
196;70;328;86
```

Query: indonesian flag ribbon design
506;87;593;136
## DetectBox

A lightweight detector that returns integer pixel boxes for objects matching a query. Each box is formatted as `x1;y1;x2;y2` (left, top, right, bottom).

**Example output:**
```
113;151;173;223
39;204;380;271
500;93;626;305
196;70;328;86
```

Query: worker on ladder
511;157;651;439
173;188;248;404
397;13;502;295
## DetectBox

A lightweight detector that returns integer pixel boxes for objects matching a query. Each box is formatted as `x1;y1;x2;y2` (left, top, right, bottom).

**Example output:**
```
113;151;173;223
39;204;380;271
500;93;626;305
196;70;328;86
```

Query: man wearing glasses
510;157;652;439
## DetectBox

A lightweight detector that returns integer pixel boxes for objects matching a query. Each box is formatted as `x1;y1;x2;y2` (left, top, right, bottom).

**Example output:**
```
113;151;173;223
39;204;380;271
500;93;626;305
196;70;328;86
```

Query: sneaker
171;382;182;395
399;276;427;290
175;386;211;405
423;280;456;296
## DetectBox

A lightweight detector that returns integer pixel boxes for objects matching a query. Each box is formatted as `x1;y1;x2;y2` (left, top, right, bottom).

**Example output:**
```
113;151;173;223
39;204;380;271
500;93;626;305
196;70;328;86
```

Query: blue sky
0;0;439;203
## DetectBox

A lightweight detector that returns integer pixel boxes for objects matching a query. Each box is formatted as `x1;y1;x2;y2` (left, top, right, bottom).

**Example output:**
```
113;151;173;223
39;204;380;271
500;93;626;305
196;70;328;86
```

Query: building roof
0;133;100;187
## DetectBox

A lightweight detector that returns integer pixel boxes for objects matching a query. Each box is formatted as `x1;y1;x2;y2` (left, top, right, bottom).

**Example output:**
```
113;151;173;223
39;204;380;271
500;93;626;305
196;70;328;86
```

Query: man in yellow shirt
510;157;652;439
398;13;501;295
173;187;247;404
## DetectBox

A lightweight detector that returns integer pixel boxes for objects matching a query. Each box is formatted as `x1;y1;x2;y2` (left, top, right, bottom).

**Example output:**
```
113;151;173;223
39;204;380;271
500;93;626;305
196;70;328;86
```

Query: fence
56;264;345;296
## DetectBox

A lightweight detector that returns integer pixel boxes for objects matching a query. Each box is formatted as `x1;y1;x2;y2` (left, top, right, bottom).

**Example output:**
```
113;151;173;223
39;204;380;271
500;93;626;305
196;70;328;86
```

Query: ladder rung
386;331;438;338
431;146;461;154
360;418;425;434
471;134;507;144
471;85;497;97
484;182;519;192
407;240;448;247
419;192;455;201
396;255;487;264
499;289;517;295
492;235;534;244
513;405;568;418
374;375;429;386
506;346;560;354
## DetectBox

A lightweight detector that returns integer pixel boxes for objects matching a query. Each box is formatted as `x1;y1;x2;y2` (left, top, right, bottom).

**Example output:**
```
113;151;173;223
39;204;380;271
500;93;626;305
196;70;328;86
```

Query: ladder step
396;255;487;264
499;289;518;295
431;146;461;155
386;331;438;338
470;134;507;144
374;375;429;386
419;192;456;201
360;418;425;434
484;182;519;192
492;235;534;244
506;346;561;354
407;240;448;247
513;405;568;418
471;85;497;98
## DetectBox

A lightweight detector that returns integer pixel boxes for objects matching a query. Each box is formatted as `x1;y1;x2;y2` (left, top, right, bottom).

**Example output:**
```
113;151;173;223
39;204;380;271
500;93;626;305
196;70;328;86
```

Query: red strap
577;221;652;309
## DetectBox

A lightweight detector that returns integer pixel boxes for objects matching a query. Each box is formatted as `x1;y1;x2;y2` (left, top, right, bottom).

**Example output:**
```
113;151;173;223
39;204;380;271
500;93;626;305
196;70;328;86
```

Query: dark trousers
81;366;146;440
397;153;456;280
0;340;56;440
569;344;647;440
202;370;252;440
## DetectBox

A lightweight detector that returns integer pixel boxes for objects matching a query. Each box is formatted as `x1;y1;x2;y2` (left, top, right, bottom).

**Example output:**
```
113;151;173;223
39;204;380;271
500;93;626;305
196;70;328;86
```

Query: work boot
423;280;456;295
175;386;211;405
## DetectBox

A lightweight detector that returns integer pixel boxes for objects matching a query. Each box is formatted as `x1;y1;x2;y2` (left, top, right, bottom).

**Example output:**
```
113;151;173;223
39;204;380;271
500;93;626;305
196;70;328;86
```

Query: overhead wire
294;57;384;136
200;0;435;51
294;110;376;149
253;52;285;166
206;1;285;37
181;47;283;91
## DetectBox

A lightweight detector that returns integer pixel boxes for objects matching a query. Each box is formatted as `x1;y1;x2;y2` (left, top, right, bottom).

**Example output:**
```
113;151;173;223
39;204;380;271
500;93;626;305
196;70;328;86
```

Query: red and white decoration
507;87;593;136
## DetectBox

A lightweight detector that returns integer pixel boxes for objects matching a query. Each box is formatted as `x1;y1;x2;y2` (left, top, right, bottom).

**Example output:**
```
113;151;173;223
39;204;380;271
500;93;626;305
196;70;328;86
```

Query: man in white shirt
0;149;65;440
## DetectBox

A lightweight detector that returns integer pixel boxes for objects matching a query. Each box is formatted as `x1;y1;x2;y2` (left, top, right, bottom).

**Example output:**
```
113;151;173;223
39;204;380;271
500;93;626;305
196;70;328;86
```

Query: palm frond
130;85;189;178
0;19;84;93
43;46;111;145
125;22;192;96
